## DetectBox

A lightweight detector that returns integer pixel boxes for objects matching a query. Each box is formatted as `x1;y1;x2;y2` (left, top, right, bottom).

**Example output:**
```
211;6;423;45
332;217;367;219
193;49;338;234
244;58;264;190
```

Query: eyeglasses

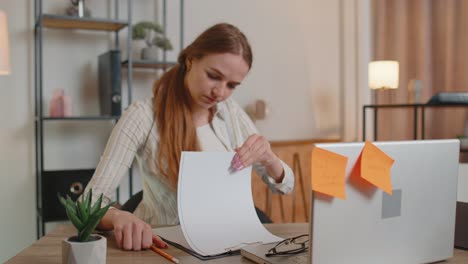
265;234;309;257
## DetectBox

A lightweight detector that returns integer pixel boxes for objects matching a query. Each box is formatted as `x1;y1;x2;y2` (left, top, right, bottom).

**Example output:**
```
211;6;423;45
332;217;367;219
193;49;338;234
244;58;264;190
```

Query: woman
85;23;295;251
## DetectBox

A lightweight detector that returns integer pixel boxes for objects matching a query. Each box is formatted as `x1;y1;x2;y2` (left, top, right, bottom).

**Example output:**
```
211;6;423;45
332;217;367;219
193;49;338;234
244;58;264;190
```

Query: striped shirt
84;97;295;226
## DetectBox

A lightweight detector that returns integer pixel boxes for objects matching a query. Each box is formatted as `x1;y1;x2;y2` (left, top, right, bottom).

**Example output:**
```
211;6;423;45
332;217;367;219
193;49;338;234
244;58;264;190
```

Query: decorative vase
49;89;72;117
141;46;159;61
62;234;107;264
131;39;146;60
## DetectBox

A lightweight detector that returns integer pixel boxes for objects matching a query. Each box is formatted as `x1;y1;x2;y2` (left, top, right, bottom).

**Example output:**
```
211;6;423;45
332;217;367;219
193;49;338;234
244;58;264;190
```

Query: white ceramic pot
131;39;147;60
62;234;107;264
141;46;159;61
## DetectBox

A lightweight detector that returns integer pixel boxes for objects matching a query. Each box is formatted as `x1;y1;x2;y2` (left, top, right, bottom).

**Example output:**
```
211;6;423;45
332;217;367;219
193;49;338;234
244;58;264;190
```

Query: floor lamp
0;9;11;76
368;61;399;104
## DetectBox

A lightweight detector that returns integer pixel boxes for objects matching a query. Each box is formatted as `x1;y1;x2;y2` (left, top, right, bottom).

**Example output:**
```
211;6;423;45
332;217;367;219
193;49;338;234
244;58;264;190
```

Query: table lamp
0;9;11;75
368;60;399;103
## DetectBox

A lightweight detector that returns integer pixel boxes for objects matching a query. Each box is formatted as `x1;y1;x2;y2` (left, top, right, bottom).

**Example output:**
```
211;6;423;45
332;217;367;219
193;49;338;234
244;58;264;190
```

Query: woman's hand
231;134;276;169
108;209;167;251
231;134;284;182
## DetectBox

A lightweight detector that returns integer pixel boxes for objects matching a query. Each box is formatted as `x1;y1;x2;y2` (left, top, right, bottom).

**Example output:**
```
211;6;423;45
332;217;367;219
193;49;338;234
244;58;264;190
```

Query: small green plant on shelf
132;21;173;60
58;189;114;242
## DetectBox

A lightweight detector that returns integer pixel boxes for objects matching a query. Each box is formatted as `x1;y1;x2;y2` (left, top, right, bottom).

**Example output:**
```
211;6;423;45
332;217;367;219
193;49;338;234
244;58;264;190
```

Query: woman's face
184;53;249;113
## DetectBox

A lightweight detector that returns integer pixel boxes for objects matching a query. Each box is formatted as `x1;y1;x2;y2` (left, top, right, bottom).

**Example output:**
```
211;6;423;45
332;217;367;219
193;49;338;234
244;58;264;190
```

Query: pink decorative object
63;95;72;117
49;89;72;117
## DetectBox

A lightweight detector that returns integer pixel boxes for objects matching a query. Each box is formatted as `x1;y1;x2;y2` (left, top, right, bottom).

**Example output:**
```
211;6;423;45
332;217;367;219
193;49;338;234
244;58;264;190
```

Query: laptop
241;139;459;264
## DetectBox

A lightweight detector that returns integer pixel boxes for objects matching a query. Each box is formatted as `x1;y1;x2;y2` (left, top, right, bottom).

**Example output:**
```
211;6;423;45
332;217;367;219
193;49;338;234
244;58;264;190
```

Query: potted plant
59;189;114;264
132;21;173;60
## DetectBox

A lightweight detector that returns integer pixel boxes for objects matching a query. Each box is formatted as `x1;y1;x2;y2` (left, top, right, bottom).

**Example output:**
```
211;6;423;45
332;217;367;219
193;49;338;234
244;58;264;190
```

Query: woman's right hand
106;209;168;251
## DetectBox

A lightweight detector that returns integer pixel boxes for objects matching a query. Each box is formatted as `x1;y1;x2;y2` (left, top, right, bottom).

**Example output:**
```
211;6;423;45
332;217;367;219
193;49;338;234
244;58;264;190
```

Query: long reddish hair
153;23;253;189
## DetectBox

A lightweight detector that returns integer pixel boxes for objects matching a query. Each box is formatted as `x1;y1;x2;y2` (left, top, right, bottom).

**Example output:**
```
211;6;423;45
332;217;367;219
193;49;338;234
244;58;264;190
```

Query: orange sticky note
360;141;395;195
349;152;375;192
311;147;348;199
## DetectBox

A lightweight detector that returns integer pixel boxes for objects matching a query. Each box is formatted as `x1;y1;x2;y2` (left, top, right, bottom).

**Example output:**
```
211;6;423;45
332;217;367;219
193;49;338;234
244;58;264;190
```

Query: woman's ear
186;58;192;72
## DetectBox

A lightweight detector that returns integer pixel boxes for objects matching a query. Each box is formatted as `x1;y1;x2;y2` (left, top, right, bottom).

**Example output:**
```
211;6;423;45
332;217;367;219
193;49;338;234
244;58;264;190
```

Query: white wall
342;0;373;141
0;1;36;262
0;0;370;261
183;0;343;140
178;0;371;141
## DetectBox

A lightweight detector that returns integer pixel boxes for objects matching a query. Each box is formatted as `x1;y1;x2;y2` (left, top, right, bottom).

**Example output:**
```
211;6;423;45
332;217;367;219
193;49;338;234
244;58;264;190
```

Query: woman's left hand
231;134;279;170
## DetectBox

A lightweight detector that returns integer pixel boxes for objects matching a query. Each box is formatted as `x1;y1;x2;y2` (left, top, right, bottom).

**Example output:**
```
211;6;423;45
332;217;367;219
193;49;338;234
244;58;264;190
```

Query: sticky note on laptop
311;147;348;199
360;141;395;195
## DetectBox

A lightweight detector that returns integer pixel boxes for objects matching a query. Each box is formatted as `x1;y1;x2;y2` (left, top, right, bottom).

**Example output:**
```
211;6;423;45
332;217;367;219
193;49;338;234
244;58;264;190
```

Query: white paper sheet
177;151;282;256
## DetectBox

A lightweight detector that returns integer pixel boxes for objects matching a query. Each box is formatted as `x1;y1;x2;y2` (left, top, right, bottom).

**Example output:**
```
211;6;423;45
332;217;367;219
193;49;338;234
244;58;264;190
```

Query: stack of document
154;152;282;260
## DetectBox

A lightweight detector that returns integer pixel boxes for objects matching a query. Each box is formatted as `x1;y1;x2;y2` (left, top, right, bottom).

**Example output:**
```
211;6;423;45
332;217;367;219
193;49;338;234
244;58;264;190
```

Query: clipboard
161;237;240;260
154;225;262;260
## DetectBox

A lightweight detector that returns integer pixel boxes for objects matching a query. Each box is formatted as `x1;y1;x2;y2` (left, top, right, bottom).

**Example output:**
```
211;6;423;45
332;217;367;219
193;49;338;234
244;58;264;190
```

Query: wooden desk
7;223;468;263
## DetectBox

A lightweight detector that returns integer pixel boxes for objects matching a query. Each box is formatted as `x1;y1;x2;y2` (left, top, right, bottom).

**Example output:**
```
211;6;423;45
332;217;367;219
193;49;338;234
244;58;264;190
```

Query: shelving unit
362;103;468;164
362;103;468;141
34;0;184;238
40;14;128;31
42;116;121;121
122;59;176;69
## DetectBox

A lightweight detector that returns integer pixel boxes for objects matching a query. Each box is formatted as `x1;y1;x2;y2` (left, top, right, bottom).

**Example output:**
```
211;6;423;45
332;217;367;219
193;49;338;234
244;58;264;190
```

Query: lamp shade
368;61;399;90
0;10;11;75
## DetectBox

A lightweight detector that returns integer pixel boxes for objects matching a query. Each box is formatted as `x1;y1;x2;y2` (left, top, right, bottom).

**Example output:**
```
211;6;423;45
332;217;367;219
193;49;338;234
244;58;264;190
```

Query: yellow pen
150;244;180;263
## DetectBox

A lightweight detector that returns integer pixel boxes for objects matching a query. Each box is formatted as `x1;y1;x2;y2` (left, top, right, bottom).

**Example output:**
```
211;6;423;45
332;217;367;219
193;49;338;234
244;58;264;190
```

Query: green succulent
153;35;173;50
58;189;114;242
132;21;173;51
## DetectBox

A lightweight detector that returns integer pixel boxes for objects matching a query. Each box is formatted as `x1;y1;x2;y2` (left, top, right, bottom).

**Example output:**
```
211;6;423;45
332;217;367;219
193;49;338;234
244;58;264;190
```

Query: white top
84;97;295;226
196;124;227;151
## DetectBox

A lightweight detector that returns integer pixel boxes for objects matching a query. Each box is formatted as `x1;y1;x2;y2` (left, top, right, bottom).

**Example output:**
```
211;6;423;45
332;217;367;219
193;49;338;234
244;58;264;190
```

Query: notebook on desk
241;139;459;264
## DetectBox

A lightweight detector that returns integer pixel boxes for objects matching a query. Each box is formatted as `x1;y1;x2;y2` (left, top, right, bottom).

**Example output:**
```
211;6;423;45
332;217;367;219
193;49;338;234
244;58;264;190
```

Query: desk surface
7;223;468;263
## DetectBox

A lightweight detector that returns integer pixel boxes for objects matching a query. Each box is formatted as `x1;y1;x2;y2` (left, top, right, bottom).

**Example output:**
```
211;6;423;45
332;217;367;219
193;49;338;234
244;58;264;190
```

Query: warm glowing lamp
368;61;399;90
0;10;11;75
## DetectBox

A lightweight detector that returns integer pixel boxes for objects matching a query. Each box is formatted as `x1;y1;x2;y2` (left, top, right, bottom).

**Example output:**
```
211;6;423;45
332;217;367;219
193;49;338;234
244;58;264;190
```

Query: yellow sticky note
360;141;395;195
311;147;348;199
